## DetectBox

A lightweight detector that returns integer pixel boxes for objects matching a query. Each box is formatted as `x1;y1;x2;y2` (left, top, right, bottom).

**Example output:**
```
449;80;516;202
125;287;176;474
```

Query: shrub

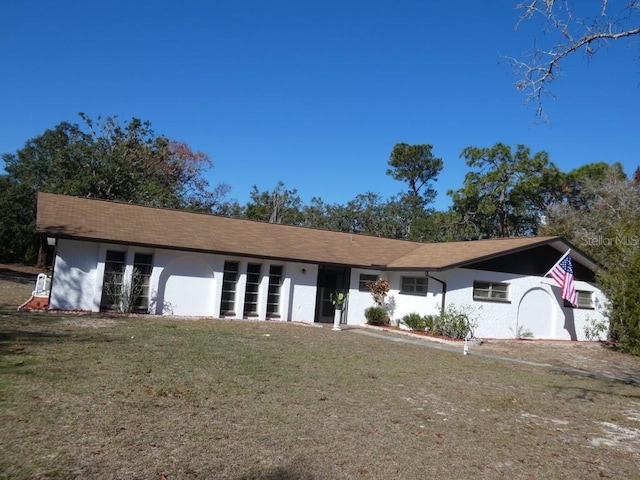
401;313;427;331
365;306;388;325
431;305;477;339
423;314;438;332
583;317;608;341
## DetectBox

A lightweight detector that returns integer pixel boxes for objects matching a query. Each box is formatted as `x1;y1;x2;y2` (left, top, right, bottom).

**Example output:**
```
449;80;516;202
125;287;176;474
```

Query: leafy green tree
385;143;445;240
0;113;225;264
386;143;444;206
297;192;411;239
300;197;331;229
598;220;640;355
409;210;463;243
243;181;303;224
541;165;640;354
77;113;221;209
299;197;357;233
449;143;562;238
558;162;626;210
0;178;39;263
541;164;636;254
343;192;389;235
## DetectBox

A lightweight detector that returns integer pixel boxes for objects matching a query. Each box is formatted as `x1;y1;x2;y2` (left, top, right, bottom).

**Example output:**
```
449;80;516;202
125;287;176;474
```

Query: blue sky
2;1;638;210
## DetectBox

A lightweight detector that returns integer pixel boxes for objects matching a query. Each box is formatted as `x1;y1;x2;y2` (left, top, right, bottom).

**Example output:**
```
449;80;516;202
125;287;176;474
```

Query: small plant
401;313;427;331
511;325;534;339
584;317;608;341
329;291;348;307
365;306;388;325
366;278;390;305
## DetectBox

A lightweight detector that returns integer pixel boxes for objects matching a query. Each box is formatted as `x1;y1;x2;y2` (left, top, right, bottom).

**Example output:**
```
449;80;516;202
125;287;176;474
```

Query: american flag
548;251;577;306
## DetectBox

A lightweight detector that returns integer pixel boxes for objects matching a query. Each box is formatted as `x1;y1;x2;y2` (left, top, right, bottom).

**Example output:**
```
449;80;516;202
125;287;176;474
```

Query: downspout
427;273;446;315
46;237;57;309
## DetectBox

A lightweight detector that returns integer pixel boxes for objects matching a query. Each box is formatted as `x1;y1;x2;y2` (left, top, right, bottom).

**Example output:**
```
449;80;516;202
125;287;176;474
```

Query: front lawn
1;312;639;479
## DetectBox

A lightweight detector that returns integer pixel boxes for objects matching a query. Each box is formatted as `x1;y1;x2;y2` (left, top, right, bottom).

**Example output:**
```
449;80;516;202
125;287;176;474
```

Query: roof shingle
36;192;566;270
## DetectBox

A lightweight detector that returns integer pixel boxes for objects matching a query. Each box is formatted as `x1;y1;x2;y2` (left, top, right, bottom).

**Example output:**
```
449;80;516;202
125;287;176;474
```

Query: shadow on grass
549;382;640;404
550;359;640;387
0;309;126;356
0;329;71;355
584;367;640;386
238;457;316;480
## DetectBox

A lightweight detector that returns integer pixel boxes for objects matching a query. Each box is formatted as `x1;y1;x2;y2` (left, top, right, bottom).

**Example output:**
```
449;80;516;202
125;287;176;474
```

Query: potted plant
330;291;348;309
329;291;348;330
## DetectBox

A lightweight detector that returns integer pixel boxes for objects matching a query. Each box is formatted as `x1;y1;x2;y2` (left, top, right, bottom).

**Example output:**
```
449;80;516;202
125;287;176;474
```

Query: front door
315;266;349;323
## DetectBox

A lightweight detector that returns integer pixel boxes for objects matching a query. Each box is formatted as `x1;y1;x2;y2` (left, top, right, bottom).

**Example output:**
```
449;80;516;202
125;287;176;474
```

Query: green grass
1;312;639;479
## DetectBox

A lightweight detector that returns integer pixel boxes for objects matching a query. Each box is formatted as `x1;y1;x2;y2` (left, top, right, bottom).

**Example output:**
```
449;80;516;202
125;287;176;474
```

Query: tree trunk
36;236;48;269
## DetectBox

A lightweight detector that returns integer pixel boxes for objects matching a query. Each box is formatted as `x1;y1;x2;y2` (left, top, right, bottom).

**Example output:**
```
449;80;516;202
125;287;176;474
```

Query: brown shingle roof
36;192;567;270
387;236;561;269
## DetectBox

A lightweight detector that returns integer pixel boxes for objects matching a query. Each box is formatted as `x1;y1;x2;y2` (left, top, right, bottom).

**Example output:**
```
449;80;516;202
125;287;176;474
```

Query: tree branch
508;0;640;119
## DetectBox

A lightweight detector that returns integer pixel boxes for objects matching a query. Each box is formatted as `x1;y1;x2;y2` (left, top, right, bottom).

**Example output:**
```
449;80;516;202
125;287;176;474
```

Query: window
132;253;153;313
359;274;378;291
473;281;509;302
266;265;283;318
221;261;239;315
100;251;126;311
401;276;428;295
243;263;262;317
565;290;594;309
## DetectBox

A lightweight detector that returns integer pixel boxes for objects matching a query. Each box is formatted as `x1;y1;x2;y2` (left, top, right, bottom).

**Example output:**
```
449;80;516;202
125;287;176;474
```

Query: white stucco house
36;192;608;340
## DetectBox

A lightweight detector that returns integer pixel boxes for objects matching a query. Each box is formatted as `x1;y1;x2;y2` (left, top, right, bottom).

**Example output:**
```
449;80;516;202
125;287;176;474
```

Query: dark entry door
315;266;350;323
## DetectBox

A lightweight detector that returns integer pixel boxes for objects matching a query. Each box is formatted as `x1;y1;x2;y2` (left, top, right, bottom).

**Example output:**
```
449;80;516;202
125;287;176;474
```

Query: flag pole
544;249;571;277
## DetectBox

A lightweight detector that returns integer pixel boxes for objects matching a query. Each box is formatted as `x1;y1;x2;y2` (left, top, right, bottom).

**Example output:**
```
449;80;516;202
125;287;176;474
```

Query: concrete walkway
346;326;640;386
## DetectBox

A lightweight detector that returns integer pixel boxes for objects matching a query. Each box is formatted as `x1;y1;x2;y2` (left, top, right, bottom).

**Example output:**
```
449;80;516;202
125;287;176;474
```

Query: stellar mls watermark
581;234;640;247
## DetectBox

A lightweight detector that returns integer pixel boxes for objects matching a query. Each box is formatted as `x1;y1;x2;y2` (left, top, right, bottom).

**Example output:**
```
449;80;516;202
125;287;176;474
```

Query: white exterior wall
49;239;607;340
440;267;608;341
384;271;443;324
344;268;380;325
344;269;444;326
50;239;101;311
287;263;318;323
150;250;217;316
50;239;318;321
341;267;607;341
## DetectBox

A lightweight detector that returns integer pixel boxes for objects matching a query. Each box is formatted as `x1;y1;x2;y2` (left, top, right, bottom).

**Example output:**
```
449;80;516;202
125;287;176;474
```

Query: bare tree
101;268;147;313
507;1;640;119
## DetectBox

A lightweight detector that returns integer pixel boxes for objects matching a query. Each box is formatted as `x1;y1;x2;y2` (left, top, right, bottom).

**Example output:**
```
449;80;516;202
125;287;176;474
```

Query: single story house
36;192;608;340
